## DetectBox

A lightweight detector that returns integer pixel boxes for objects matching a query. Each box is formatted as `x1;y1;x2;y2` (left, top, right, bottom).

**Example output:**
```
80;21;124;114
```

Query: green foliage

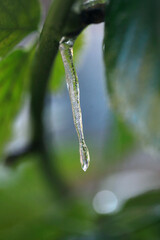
0;161;53;240
1;164;159;240
0;0;40;155
97;190;160;239
104;113;135;163
0;49;32;155
0;0;159;239
0;0;40;57
0;160;93;240
104;0;160;150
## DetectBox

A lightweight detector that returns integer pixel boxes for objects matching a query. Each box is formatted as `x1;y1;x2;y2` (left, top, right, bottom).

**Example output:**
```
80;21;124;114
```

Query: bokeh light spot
93;190;118;214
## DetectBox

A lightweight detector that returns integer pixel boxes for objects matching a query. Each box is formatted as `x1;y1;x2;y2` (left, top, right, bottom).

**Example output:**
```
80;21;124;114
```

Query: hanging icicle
59;37;90;171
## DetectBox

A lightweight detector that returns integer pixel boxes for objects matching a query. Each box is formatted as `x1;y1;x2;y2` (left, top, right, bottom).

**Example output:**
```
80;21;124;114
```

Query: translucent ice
59;37;90;171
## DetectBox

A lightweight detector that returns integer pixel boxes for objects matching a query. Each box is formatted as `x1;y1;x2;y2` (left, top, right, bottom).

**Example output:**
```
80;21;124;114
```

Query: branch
5;0;107;197
30;0;76;145
63;1;107;37
29;0;75;197
5;143;34;166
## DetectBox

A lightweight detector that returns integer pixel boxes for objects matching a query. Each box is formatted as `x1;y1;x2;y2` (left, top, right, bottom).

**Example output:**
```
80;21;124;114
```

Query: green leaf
104;113;135;163
0;161;53;240
0;160;93;240
0;0;40;57
104;0;160;150
98;190;160;239
50;33;84;92
0;49;32;155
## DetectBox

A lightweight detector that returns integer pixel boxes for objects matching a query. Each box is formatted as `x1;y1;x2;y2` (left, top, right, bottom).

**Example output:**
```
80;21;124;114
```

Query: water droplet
59;37;90;171
79;141;90;171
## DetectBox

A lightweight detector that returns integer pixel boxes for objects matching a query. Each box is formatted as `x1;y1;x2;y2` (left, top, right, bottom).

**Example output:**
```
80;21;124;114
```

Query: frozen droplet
59;37;90;171
79;141;90;171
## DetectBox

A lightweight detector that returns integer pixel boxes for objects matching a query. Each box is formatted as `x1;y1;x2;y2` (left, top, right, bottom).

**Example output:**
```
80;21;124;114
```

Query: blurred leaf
50;33;84;92
0;160;94;240
104;113;135;163
0;0;40;57
0;49;32;155
124;190;160;208
104;0;160;150
97;190;160;239
0;161;53;240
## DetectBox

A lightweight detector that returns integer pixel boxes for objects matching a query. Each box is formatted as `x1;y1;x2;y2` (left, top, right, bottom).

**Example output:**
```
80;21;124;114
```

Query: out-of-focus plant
104;0;160;151
0;0;160;239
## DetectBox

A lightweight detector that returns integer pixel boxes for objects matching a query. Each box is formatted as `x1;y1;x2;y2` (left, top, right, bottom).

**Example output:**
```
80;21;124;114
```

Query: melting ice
59;37;90;171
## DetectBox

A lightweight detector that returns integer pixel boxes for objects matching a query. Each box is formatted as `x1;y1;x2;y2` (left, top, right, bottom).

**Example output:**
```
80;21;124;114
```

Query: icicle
59;37;90;172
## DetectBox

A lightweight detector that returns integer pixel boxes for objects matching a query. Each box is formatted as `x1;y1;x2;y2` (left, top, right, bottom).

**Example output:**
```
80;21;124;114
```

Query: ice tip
81;160;90;172
82;164;88;172
79;143;90;172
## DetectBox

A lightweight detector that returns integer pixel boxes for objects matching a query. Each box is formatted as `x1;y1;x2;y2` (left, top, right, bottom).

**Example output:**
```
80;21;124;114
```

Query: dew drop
59;37;90;171
79;141;90;171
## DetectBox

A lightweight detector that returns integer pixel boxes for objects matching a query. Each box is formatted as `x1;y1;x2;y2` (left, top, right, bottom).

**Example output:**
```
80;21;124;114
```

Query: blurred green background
0;0;160;239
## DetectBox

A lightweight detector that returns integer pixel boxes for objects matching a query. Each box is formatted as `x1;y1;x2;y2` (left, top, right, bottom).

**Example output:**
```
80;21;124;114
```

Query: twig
5;0;107;197
30;0;75;197
5;142;34;166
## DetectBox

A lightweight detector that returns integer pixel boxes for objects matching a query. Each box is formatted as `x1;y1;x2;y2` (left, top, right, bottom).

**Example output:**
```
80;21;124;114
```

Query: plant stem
29;0;107;197
4;0;107;197
30;0;75;197
31;0;75;144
